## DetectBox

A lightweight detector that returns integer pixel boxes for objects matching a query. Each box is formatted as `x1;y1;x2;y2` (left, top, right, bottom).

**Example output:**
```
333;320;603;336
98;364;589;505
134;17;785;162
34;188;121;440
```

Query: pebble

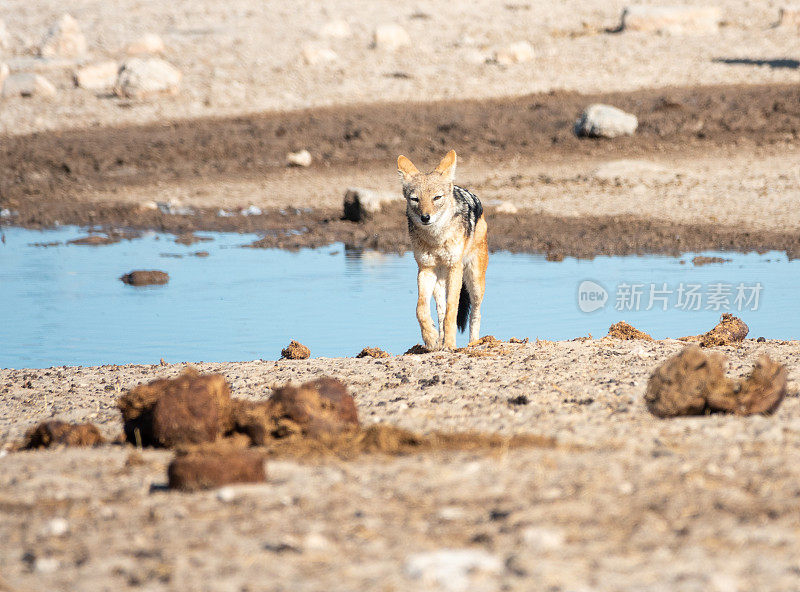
241;205;262;216
41;517;69;537
2;73;57;98
621;6;722;35
287;149;312;167
39;14;87;59
126;33;165;55
34;557;61;574
301;43;338;65
75;61;119;90
521;526;565;551
373;24;411;51
216;486;236;502
404;548;502;592
495;41;534;65
115;57;182;99
320;19;351;39
0;62;9;87
574;104;638;138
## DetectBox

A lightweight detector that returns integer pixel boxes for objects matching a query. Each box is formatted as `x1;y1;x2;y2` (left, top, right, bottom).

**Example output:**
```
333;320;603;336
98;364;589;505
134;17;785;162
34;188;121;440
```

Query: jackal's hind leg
464;260;486;344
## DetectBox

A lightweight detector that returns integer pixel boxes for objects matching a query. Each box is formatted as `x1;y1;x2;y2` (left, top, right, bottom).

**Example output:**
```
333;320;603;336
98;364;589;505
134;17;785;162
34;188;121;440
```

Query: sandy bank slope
2;339;800;590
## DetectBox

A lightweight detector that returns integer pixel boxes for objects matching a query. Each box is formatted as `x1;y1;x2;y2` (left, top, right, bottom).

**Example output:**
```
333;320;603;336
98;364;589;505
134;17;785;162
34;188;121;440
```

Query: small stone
373;24;411;51
41;518;69;537
778;6;800;28
495;41;534;65
621;6;722;35
119;270;169;286
39;14;87;58
522;526;565;551
2;73;57;99
303;532;330;551
242;205;262;216
574;104;638;138
115;57;181;99
216;486;236;502
286;149;312;167
34;557;61;574
404;549;503;592
320;19;351;39
343;187;402;222
301;43;338;65
495;201;518;214
281;339;310;359
75;61;119;90
126;33;165;55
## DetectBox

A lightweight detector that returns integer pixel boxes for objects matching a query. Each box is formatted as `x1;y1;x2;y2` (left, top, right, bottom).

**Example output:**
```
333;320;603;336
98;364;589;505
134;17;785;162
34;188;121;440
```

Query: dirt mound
281;340;310;360
680;313;749;346
167;448;266;491
119;270;169;286
23;421;105;449
607;321;653;341
356;347;389;359
118;368;232;447
644;346;786;417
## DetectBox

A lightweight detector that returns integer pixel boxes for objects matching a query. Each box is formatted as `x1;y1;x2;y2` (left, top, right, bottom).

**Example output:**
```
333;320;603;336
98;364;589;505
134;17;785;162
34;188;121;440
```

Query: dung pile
644;346;786;417
23;420;105;449
607;321;653;341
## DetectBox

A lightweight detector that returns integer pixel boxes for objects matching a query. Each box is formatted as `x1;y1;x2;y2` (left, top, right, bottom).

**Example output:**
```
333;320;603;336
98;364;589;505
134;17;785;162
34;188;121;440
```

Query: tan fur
397;150;489;350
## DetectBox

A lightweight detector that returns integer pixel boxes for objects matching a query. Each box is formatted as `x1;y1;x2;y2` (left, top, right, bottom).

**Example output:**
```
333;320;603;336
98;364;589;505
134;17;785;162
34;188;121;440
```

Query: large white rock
126;33;165;55
495;41;534;65
75;61;119;90
301;43;338;65
115;57;181;99
39;14;87;58
2;73;57;98
320;19;351;39
373;24;411;51
574;104;638;138
621;6;722;35
343;187;403;221
404;549;503;592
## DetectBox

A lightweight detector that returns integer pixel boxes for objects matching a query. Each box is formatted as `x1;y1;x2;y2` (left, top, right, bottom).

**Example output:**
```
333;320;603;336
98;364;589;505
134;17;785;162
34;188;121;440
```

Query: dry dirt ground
2;339;800;591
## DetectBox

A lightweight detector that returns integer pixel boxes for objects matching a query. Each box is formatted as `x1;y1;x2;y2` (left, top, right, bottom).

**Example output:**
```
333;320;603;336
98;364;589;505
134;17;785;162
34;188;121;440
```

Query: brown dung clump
117;368;232;447
356;347;390;358
404;344;431;355
167;448;266;491
281;340;310;359
119;270;169;286
699;313;749;347
607;321;653;341
644;346;786;418
23;421;105;449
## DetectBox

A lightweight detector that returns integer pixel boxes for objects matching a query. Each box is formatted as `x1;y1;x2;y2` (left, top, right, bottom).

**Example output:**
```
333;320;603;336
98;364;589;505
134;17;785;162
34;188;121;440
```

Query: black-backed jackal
397;150;489;350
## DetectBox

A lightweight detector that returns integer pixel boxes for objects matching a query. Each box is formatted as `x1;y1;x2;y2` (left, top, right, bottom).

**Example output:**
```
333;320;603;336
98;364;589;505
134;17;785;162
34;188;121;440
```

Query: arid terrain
2;0;800;590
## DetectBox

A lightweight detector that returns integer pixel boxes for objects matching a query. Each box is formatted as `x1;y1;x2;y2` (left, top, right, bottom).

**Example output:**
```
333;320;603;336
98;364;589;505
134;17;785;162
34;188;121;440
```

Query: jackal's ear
435;150;457;182
397;155;420;183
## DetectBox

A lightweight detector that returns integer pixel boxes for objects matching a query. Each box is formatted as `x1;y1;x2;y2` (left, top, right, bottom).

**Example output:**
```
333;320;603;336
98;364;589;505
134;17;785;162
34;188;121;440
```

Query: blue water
0;227;797;368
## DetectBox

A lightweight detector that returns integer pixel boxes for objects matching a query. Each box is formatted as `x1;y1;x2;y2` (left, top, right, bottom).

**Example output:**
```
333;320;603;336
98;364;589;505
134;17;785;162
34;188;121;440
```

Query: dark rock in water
23;420;105;448
69;234;119;246
120;270;169;286
168;449;266;491
174;232;213;246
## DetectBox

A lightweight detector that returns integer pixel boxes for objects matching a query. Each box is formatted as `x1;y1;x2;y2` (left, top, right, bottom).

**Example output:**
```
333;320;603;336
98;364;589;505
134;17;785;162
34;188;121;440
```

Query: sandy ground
2;0;800;136
2;338;800;591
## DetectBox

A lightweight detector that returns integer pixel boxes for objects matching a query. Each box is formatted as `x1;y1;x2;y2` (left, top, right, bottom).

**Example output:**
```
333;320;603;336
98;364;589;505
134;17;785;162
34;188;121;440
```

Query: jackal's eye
433;194;443;201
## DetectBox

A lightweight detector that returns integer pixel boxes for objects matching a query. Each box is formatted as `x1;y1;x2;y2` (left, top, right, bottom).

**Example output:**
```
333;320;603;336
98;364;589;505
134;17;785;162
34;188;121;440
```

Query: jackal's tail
456;284;470;333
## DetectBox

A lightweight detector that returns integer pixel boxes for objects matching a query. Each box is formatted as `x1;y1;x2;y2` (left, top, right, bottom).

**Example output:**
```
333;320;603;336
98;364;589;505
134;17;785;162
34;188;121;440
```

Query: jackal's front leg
416;267;438;350
442;262;464;349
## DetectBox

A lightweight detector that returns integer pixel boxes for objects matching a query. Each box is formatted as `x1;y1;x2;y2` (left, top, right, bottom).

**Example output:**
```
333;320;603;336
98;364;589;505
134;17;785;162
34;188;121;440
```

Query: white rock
75;61;118;90
39;14;87;58
34;557;61;573
522;526;565;551
373;24;411;51
301;43;338;65
2;73;57;98
115;57;181;99
437;506;467;521
304;532;331;551
496;201;518;214
777;6;800;28
404;549;503;592
621;6;722;35
286;149;312;167
41;518;69;537
216;487;236;502
574;104;638;138
0;19;10;50
126;33;165;55
343;187;403;221
495;41;534;65
242;205;262;216
140;201;158;211
320;19;351;39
